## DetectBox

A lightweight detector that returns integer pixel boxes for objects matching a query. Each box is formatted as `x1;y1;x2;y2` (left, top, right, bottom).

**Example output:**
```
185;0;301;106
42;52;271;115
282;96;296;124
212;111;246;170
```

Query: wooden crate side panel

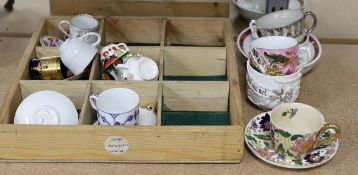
0;18;47;123
19;81;89;110
104;17;163;44
163;46;226;76
223;20;244;126
0;125;242;162
35;47;60;57
166;19;225;46
0;84;22;124
163;81;229;111
50;0;229;17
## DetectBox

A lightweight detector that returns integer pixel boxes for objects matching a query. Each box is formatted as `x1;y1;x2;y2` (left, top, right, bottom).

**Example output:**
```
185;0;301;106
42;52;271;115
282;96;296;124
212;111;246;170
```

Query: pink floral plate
40;36;64;47
237;27;322;74
245;112;339;169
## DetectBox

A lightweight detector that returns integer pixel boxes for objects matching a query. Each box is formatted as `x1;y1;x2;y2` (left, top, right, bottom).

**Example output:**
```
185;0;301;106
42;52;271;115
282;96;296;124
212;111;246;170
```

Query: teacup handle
317;123;341;147
115;43;130;53
58;20;71;38
89;94;99;111
79;32;101;46
146;105;154;112
297;46;313;70
249;20;259;39
303;11;317;35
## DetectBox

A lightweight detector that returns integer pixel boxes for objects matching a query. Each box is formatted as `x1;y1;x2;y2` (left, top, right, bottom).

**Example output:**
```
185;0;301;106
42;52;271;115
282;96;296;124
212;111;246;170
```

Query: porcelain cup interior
250;36;297;49
95;88;139;114
250;9;316;39
271;103;325;134
58;14;99;44
249;36;300;75
256;9;304;29
70;14;98;30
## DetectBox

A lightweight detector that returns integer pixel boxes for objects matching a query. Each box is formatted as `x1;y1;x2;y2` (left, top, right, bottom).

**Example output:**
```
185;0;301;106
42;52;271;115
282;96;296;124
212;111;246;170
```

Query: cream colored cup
270;103;340;158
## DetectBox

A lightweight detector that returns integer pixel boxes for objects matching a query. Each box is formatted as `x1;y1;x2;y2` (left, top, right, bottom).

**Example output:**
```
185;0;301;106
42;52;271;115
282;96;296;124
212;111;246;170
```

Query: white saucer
237;27;322;74
15;90;78;125
245;112;339;169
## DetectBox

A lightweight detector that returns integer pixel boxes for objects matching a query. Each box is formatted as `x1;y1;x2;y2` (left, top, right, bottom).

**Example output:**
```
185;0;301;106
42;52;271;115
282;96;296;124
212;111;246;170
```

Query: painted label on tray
104;136;129;155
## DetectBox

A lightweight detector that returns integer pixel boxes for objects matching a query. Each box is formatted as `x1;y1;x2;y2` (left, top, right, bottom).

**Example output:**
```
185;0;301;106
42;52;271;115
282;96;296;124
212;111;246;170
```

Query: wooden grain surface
0;125;243;162
163;46;227;76
49;0;229;17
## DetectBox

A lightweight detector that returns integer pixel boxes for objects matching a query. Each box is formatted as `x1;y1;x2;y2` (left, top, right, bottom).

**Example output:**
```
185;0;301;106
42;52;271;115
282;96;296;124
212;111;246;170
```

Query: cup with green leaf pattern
270;103;340;158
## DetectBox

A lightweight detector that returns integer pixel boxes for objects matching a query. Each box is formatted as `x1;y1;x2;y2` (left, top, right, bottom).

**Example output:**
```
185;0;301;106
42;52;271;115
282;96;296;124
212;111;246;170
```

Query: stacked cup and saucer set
234;0;340;169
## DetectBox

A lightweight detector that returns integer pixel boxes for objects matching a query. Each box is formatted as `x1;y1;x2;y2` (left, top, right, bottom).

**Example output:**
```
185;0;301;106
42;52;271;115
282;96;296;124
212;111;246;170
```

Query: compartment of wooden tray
0;16;244;163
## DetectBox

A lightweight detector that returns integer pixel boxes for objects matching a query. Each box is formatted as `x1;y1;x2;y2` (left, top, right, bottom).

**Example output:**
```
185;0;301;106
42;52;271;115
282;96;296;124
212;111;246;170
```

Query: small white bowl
14;90;78;125
233;0;305;20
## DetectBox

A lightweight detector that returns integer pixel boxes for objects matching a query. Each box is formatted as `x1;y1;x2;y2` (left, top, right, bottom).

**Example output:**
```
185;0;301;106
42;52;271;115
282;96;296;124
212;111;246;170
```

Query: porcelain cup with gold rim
270;103;340;158
58;14;99;45
250;9;317;43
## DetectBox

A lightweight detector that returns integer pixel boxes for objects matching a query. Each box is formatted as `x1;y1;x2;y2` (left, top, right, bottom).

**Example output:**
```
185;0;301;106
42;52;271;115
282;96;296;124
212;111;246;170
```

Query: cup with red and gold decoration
100;43;130;80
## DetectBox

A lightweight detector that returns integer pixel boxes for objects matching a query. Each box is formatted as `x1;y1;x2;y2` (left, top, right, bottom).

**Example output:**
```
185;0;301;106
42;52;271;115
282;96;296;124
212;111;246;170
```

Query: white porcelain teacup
270;103;340;158
59;32;101;76
114;53;159;81
250;9;317;43
58;14;99;45
246;60;302;110
89;88;139;126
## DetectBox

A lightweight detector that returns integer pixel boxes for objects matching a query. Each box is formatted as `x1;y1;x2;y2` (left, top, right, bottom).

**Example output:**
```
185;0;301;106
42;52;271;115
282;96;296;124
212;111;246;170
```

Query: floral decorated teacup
270;103;340;158
249;36;311;76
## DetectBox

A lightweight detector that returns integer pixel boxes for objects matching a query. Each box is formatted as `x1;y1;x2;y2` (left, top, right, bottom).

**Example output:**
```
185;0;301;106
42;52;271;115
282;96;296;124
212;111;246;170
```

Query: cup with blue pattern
89;88;139;126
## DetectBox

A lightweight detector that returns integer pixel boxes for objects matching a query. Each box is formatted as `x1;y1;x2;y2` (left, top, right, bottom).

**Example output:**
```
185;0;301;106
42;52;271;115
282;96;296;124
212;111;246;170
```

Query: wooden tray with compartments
0;16;244;163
